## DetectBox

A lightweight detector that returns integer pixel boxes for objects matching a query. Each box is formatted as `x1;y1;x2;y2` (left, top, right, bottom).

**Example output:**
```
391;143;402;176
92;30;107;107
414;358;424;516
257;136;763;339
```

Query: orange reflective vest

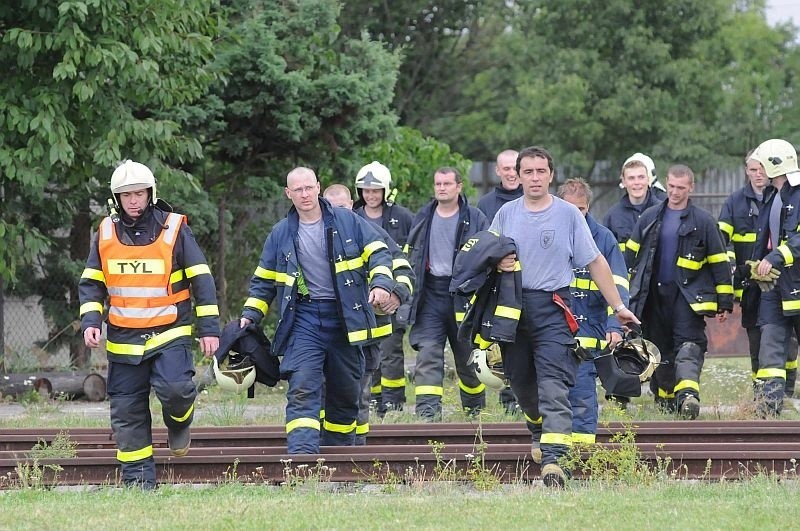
99;213;190;328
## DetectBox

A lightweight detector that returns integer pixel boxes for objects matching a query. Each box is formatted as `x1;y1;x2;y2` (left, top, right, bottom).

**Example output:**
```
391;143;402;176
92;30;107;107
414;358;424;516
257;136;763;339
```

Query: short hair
745;149;756;165
516;146;555;176
667;164;695;184
621;159;647;176
556;177;593;204
322;183;351;201
434;166;462;184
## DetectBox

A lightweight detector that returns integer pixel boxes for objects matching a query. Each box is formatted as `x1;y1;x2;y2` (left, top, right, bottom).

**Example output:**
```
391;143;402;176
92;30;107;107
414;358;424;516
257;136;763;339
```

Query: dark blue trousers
281;300;364;453
504;288;578;466
643;282;707;410
107;344;196;488
569;359;598;442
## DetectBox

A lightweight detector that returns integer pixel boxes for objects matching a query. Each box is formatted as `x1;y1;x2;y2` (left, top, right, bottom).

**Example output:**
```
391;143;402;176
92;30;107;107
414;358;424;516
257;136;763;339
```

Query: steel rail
1;421;799;487
2;420;800;451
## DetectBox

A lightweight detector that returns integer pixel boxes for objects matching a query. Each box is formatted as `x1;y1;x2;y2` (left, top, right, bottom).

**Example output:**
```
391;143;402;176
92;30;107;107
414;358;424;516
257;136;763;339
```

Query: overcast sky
766;0;800;27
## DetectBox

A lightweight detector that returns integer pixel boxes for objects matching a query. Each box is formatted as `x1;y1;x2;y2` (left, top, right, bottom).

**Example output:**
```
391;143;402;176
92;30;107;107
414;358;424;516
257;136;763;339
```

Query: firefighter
240;167;394;453
749;139;800;416
353;162;415;414
476;148;523;414
491;147;638;488
557;178;628;445
79;160;220;489
625;164;733;419
404;167;489;421
322;184;415;444
602;153;665;410
718;150;798;397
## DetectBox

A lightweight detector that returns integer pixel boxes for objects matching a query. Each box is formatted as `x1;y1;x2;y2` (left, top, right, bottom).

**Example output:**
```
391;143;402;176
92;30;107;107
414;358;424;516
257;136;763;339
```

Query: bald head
323;184;353;209
286;166;317;187
284;166;321;217
496;149;520;191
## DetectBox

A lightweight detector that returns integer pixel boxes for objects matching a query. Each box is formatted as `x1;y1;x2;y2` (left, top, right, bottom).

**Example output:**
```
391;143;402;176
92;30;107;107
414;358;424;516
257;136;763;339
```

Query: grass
2;480;799;530
2;357;799;528
1;356;798;429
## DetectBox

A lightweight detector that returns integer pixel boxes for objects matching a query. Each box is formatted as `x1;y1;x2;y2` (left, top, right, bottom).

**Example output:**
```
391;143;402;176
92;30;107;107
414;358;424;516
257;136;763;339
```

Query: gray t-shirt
364;214;382;228
769;190;783;250
297;218;336;299
429;210;459;277
490;196;600;290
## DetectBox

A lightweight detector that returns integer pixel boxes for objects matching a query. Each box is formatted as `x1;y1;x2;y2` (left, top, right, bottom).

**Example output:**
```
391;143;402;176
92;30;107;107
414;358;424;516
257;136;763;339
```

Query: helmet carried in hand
213;354;257;394
469;343;508;391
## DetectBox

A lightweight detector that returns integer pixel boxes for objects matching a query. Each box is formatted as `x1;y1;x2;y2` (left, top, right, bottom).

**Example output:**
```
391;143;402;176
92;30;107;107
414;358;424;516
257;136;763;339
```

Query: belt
297;296;337;303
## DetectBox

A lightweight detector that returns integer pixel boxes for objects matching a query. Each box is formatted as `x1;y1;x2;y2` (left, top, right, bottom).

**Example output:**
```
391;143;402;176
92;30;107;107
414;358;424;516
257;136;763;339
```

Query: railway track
1;421;798;487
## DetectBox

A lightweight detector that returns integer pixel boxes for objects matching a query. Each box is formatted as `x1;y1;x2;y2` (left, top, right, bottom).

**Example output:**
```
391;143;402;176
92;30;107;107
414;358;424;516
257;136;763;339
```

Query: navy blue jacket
603;190;664;252
354;202;415;248
718;182;769;326
570;214;629;351
625;200;733;318
476;185;524;222
403;195;489;326
752;182;800;316
242;198;395;355
450;230;522;347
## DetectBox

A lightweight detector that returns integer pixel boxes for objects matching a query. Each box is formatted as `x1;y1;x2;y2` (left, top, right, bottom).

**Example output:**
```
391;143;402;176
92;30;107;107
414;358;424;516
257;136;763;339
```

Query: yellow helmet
110;160;157;206
469;344;507;391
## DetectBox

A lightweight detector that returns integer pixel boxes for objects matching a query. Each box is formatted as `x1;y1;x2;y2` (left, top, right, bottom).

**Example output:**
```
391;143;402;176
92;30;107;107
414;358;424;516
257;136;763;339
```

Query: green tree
0;0;220;366
180;0;401;314
443;0;799;176
338;0;504;130
712;4;800;158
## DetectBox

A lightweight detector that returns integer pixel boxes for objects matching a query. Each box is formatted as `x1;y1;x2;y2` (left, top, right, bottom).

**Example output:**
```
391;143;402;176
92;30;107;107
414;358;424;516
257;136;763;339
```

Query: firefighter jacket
624;200;734;318
449;230;522;348
570;214;629;351
354;202;415;248
602;189;664;252
718;183;770;323
752;182;800;315
78;207;220;365
476;185;524;222
242;198;396;356
402;195;489;326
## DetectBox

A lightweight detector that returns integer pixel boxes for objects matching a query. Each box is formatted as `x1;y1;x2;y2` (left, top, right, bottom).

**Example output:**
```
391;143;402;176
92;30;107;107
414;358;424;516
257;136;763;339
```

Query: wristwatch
612;303;626;314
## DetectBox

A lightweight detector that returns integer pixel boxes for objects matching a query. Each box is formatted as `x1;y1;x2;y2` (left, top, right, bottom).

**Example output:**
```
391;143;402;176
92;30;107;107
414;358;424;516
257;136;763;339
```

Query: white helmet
469;344;507;391
212;355;257;393
110;160;157;204
355;161;392;191
750;139;800;186
620;152;663;191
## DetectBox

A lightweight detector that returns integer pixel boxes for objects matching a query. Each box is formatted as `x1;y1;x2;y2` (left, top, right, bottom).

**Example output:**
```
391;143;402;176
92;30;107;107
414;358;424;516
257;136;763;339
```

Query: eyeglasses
288;185;318;195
